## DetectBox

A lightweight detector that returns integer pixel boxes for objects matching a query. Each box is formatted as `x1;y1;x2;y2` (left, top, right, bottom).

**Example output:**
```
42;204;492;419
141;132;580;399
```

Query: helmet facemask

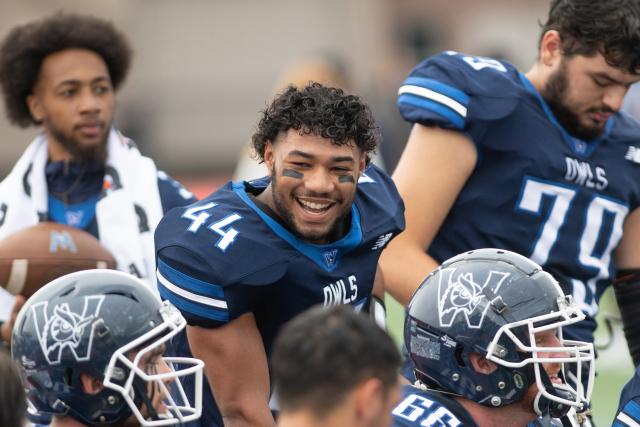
486;295;594;418
103;302;204;426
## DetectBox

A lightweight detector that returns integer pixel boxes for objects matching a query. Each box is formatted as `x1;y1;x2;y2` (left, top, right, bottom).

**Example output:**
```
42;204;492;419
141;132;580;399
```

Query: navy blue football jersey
392;385;564;427
398;51;640;344
46;163;196;238
392;385;477;427
615;365;640;426
154;164;404;426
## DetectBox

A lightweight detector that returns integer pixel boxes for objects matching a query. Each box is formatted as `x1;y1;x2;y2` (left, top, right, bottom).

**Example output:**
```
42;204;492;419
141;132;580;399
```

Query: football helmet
405;249;594;417
12;269;204;426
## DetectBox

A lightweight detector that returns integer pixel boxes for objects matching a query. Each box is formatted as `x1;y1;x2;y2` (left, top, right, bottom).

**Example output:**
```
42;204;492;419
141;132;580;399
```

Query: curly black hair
0;12;132;127
540;0;640;74
251;82;379;164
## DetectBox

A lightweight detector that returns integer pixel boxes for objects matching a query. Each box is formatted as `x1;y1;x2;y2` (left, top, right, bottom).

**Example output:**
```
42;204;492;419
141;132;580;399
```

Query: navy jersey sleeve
616;398;640;427
397;51;521;137
615;366;640;426
357;165;405;239
157;170;198;214
154;191;289;328
156;246;267;328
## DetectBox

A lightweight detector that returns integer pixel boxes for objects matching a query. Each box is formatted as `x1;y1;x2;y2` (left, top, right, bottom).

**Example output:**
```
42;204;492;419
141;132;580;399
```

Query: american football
0;222;116;298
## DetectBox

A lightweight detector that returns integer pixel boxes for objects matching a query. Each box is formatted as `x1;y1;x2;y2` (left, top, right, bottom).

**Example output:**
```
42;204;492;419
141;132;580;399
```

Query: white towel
0;129;164;318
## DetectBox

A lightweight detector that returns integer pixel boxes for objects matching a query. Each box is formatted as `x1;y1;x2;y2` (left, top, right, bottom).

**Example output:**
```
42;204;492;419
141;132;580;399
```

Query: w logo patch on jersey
323;249;338;268
32;295;104;365
437;268;510;329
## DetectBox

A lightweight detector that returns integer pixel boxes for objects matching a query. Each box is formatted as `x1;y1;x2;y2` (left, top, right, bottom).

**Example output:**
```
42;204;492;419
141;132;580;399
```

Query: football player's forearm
200;362;274;427
614;269;640;366
187;316;273;426
208;365;274;427
221;402;275;427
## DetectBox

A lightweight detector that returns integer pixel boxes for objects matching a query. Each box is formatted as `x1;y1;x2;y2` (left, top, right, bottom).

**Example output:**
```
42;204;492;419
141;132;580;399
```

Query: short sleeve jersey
615;365;640;427
398;51;640;343
154;165;404;355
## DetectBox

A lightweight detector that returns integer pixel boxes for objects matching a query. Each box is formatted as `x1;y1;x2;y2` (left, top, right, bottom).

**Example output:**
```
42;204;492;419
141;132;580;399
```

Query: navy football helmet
12;269;204;426
405;249;594;417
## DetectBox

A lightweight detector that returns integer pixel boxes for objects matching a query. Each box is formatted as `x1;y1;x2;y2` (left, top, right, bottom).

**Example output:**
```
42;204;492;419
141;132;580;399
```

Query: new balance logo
626;146;640;164
372;233;393;251
358;173;375;184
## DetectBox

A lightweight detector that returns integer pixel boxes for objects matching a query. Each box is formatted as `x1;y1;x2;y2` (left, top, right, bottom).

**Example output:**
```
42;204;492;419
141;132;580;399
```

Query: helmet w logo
437;268;510;329
32;295;104;365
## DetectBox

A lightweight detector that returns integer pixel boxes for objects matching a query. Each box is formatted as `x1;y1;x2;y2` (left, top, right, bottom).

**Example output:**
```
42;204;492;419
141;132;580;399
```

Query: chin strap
534;392;571;419
132;376;161;423
528;408;592;427
528;413;565;427
559;408;593;427
533;365;593;427
533;369;586;419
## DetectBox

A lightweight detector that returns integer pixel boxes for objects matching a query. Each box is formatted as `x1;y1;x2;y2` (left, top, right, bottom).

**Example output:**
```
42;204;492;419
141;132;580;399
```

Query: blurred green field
384;287;634;426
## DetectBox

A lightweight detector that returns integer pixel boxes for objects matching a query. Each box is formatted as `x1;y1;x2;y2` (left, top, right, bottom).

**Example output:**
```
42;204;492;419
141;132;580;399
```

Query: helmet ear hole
59;286;75;297
454;346;466;367
64;368;73;385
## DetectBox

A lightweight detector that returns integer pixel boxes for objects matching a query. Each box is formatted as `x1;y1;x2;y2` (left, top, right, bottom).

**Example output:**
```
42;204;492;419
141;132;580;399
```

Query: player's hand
1;295;26;346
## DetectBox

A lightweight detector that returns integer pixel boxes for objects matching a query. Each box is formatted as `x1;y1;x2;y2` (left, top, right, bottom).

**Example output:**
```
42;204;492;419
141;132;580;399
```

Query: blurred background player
155;83;404;426
271;304;402;427
0;349;26;427
0;13;196;344
394;249;595;427
11;269;204;427
380;0;640;388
